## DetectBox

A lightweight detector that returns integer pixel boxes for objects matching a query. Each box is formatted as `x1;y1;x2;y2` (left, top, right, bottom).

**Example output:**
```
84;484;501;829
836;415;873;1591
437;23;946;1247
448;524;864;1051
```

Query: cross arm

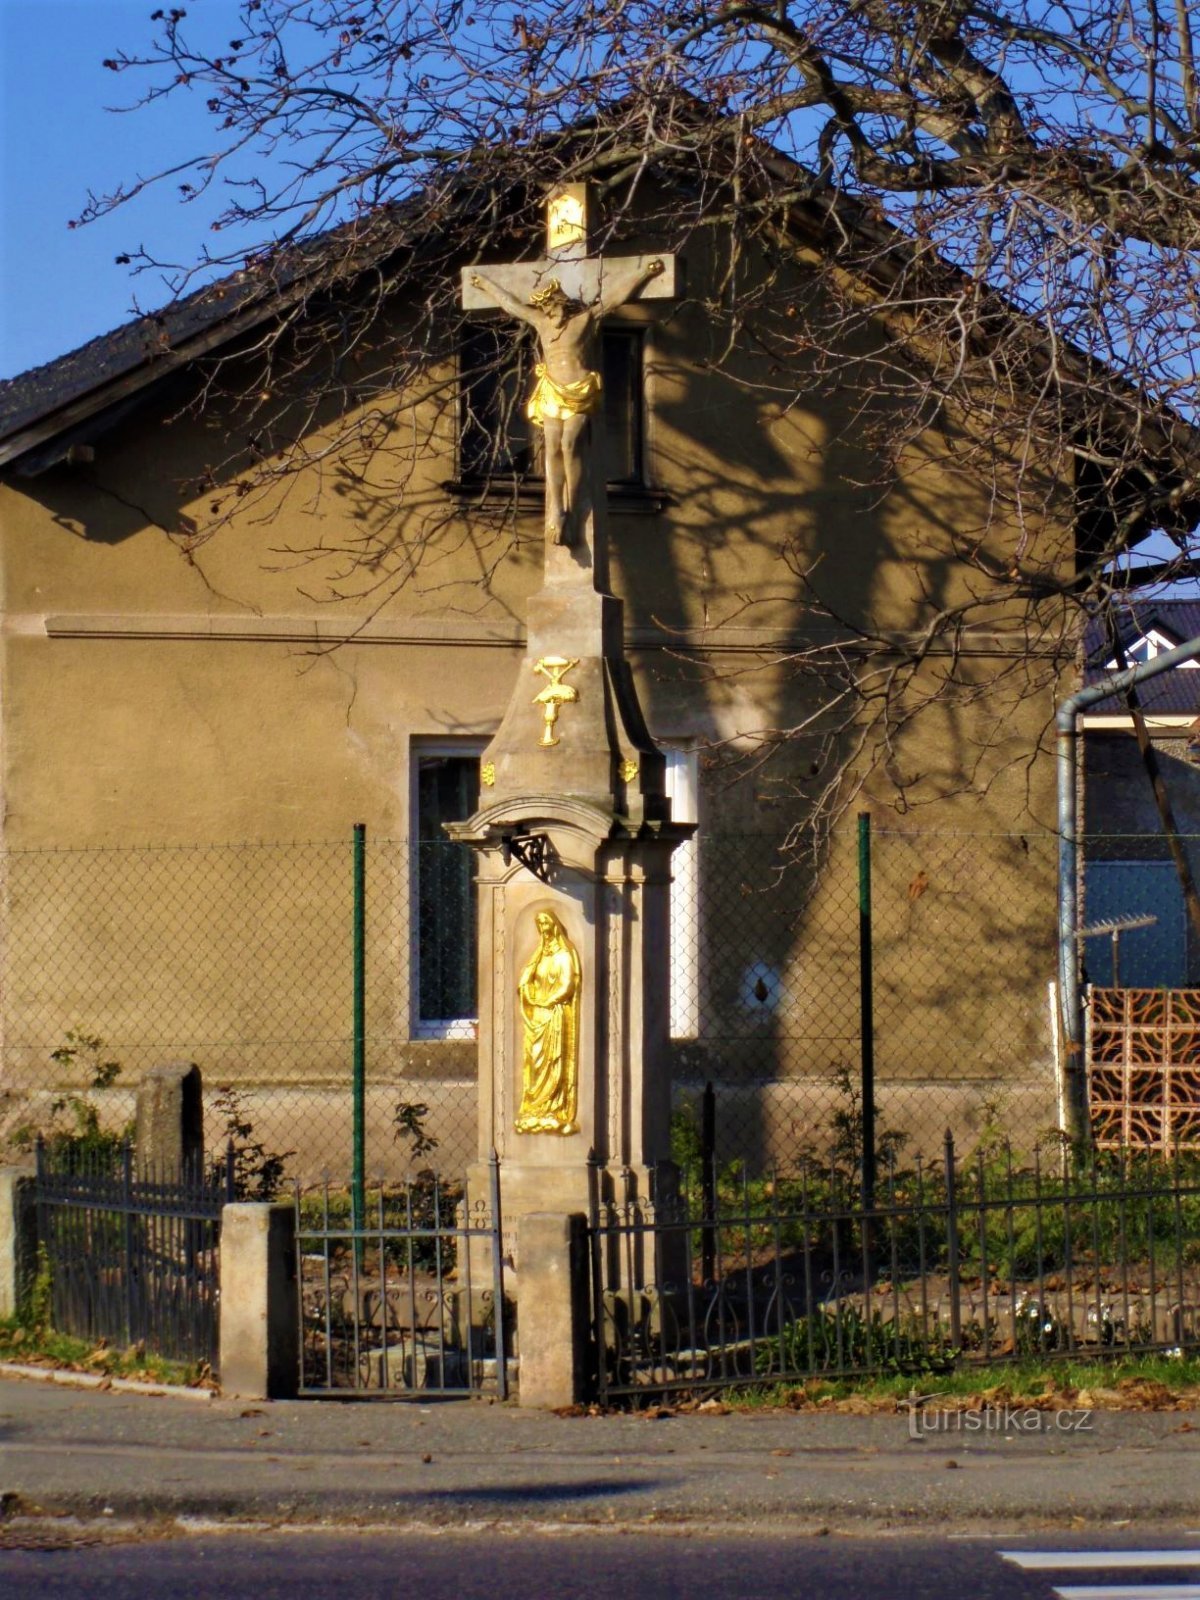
594;259;666;317
461;255;678;313
465;268;537;323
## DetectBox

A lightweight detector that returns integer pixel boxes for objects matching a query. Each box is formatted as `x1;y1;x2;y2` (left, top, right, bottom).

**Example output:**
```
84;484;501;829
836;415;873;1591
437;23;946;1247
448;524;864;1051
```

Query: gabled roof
1083;601;1200;716
4;117;1199;492
0;205;417;473
0;274;270;448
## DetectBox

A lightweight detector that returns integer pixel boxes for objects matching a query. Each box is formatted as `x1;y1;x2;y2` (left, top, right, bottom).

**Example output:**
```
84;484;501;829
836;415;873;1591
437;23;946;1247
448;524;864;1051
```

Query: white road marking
948;1531;1027;1539
1001;1551;1200;1569
1053;1588;1200;1600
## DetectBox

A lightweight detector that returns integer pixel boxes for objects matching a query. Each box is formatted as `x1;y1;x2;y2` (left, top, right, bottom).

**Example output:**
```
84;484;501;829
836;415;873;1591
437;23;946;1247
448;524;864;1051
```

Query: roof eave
0;271;329;474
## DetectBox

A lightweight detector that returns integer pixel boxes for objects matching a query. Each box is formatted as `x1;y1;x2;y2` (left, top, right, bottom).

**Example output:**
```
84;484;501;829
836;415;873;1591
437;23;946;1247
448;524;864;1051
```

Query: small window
460;324;537;479
413;748;482;1037
460;325;645;486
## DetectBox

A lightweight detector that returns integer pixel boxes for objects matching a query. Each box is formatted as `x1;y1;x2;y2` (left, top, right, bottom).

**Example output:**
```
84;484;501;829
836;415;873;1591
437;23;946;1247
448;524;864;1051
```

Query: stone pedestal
448;522;695;1253
455;794;690;1257
515;1212;590;1407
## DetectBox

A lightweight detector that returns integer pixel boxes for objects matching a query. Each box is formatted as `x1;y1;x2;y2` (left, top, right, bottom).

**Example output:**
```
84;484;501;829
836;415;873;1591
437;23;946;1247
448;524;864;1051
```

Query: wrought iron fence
34;1139;232;1369
588;1136;1200;1403
294;1156;509;1397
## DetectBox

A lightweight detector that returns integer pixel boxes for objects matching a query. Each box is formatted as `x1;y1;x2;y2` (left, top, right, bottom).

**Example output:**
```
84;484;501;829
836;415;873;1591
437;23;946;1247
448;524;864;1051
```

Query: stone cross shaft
461;184;677;578
449;188;694;1256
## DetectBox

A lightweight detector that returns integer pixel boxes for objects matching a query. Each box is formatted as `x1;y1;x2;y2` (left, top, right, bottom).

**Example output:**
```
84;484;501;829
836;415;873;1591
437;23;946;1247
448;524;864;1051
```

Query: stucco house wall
0;218;1073;1170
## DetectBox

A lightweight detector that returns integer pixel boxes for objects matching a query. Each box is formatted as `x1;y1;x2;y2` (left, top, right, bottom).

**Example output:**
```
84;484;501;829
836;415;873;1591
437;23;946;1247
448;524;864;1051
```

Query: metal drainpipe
1057;632;1200;1136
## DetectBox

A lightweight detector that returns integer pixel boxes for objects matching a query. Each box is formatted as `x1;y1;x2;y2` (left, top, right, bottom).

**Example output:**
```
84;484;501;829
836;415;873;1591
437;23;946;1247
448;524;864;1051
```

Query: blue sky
0;0;241;380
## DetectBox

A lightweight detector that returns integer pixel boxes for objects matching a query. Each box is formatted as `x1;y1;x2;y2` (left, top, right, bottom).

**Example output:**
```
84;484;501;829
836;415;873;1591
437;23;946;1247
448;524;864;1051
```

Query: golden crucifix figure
463;186;676;554
468;261;663;546
515;910;581;1135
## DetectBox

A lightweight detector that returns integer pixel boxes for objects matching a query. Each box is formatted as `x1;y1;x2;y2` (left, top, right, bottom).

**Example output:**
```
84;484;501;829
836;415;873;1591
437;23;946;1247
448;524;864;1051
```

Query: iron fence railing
294;1155;509;1397
588;1136;1200;1402
34;1139;233;1369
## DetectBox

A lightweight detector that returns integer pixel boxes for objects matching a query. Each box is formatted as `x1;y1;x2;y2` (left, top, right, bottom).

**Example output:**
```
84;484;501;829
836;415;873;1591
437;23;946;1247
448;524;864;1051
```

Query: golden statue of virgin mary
514;910;581;1135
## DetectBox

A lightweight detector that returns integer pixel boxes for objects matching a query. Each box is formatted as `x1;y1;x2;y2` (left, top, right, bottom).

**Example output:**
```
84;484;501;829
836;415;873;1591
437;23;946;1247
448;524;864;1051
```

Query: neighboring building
1081;600;1200;989
0;173;1177;1171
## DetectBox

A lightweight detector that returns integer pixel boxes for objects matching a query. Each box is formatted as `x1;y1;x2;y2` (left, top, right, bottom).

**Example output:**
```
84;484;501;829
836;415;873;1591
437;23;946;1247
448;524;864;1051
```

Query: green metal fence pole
857;811;876;1213
701;1080;717;1286
352;823;367;1239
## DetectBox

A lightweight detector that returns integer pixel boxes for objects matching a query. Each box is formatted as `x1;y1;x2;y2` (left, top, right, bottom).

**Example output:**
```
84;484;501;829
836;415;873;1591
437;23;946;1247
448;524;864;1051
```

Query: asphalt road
5;1528;1200;1599
5;1379;1200;1530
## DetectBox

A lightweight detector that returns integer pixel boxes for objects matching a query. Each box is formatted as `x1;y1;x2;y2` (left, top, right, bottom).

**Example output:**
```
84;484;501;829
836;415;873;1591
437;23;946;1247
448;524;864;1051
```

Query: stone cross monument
451;185;693;1247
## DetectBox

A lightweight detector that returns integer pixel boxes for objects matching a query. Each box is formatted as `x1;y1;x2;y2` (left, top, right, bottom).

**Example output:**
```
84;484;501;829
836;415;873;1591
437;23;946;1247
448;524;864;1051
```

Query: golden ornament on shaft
532;655;579;747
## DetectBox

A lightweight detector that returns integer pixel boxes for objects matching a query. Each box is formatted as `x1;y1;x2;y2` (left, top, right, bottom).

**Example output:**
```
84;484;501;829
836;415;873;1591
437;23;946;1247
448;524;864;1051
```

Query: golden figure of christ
515;910;581;1135
462;186;677;550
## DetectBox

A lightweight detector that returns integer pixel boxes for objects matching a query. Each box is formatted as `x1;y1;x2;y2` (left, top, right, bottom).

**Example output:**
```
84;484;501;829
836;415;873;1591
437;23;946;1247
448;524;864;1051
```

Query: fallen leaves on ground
776;1373;1200;1415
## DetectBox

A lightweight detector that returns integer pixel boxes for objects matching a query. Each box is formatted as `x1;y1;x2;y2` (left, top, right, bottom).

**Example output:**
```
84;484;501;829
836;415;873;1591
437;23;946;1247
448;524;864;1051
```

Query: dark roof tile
0;204;419;459
1084;599;1200;714
0;270;274;443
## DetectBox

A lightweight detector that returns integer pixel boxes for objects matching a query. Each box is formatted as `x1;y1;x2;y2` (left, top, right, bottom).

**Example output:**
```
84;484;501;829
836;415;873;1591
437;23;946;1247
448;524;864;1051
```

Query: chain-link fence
670;828;1060;1172
2;826;1184;1182
0;840;478;1181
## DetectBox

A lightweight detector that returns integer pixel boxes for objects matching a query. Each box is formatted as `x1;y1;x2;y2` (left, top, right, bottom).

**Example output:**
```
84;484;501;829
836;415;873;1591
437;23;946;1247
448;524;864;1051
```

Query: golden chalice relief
532;655;579;747
515;910;580;1135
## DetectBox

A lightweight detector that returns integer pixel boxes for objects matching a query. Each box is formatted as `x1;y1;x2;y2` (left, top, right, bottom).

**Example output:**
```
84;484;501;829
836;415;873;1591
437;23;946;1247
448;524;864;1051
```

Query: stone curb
0;1362;216;1401
6;1487;1200;1533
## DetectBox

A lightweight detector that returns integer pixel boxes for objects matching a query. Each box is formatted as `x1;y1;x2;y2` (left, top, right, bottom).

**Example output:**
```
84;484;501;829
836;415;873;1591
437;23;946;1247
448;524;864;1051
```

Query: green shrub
208;1085;293;1200
757;1303;953;1378
10;1030;130;1163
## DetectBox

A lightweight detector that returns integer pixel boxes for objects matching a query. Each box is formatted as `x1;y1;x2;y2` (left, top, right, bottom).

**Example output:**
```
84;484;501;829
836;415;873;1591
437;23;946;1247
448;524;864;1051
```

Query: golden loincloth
526;364;602;425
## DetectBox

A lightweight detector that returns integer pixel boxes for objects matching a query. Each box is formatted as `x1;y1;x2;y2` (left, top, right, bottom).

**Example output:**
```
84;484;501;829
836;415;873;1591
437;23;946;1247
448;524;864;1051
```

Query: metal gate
34;1138;229;1369
295;1155;509;1396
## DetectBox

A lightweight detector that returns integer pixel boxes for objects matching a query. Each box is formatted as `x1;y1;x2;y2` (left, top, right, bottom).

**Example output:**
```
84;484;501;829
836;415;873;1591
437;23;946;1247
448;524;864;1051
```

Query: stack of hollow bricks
1087;988;1200;1151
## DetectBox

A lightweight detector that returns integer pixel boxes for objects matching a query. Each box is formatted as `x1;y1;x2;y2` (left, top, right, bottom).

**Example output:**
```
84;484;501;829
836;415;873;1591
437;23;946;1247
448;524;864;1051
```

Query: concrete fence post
135;1062;203;1179
219;1202;299;1399
516;1211;589;1408
0;1167;37;1319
